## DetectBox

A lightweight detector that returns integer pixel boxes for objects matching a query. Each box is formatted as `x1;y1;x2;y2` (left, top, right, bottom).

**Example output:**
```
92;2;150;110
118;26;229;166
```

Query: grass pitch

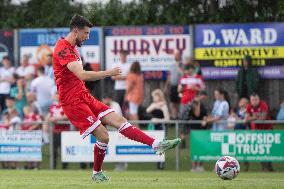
0;170;283;189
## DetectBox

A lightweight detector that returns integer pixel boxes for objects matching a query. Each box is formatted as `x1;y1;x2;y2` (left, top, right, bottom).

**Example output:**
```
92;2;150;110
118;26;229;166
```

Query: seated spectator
178;64;205;119
245;93;273;172
16;54;35;91
0;56;15;113
10;74;26;118
2;96;21;130
234;98;249;130
126;61;144;121
146;89;169;170
206;88;230;131
45;88;70;169
277;100;284;120
30;66;54;115
26;92;43;117
22;105;41;169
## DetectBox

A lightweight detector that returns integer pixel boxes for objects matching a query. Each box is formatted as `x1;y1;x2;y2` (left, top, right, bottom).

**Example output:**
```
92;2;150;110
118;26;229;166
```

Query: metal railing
0;119;284;170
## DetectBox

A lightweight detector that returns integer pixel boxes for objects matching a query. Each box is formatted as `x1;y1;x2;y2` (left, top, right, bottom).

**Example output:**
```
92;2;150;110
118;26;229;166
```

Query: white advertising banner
104;26;191;71
61;131;165;162
0;130;42;162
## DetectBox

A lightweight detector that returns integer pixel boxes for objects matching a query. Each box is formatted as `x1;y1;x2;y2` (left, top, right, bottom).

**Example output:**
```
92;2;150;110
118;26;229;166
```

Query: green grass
0;170;283;189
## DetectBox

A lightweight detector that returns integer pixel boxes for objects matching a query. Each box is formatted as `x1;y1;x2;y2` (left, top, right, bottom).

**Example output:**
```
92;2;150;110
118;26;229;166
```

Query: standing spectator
180;91;208;149
44;53;54;81
178;64;205;119
30;66;54;115
277;100;284;120
235;55;260;99
16;54;35;91
146;89;170;170
22;105;41;169
10;74;26;118
0;56;15;112
126;61;144;120
206;88;230;131
164;51;183;119
245;93;273;172
45;88;70;169
112;50;131;112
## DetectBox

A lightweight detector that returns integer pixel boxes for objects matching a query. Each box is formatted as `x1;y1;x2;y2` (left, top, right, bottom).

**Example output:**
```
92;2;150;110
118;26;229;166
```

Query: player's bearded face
75;27;90;47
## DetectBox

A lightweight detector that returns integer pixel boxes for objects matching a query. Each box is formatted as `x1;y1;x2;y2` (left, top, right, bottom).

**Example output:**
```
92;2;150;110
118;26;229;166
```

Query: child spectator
234;98;249;130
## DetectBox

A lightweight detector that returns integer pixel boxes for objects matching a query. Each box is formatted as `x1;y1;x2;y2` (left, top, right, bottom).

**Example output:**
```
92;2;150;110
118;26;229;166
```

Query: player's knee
117;115;127;124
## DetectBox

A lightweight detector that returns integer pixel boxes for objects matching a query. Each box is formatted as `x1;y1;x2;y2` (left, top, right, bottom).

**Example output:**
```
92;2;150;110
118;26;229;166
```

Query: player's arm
67;61;121;81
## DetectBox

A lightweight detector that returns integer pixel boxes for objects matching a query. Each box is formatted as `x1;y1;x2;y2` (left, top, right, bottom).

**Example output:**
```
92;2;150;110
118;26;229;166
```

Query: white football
215;156;240;180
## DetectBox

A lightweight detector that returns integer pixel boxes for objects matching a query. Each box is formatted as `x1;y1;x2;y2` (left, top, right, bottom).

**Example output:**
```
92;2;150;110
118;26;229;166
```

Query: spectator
22;105;41;169
184;56;202;76
1;96;21;169
277;100;284;120
178;64;205;119
26;92;43;117
146;89;170;170
83;61;100;99
10;74;26;118
234;98;249;130
0;56;15;113
235;55;260;99
30;66;54;115
112;50;131;112
126;61;144;120
45;88;70;169
180;91;208;149
245;93;273;172
206;88;230;131
16;54;35;90
164;51;183;119
44;53;54;81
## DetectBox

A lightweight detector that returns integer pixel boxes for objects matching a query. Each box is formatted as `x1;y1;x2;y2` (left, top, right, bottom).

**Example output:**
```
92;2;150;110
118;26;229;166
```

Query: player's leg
91;124;110;182
100;112;181;154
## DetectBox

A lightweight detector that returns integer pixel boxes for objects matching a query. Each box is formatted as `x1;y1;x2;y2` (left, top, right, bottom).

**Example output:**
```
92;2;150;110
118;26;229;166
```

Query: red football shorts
62;93;115;139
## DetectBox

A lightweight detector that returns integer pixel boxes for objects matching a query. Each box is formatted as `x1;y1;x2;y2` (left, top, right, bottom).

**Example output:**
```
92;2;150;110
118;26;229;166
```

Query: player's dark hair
130;61;141;74
119;50;129;55
70;14;93;31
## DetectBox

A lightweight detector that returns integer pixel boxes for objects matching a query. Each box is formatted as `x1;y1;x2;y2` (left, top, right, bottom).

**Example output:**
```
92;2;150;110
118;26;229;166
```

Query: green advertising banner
190;130;284;162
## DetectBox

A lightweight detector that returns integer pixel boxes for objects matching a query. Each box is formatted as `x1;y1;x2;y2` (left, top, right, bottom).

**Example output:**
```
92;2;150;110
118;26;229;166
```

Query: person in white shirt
30;66;54;115
44;53;54;81
111;50;131;112
16;54;35;91
0;56;15;112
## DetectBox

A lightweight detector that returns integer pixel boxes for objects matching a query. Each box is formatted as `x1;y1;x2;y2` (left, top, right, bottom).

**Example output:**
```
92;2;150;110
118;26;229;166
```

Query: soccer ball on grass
215;156;240;180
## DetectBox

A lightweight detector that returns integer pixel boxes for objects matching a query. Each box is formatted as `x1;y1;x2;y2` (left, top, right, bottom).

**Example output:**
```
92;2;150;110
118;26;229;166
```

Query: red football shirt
53;38;89;105
246;100;272;130
49;103;70;134
179;74;205;105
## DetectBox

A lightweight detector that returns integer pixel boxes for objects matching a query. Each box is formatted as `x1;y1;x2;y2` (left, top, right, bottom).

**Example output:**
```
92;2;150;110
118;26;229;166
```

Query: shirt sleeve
56;47;78;66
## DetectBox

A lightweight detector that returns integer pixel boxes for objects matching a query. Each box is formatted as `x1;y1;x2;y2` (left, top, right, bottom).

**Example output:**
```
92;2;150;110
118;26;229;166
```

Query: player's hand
108;67;122;76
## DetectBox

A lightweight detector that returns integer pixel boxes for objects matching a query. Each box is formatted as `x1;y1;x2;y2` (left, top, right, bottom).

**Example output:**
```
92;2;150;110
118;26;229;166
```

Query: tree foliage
1;0;284;28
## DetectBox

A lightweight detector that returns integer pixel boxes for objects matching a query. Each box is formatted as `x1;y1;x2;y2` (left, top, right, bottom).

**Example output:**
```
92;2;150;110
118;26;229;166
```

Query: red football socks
118;122;155;146
93;141;108;174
